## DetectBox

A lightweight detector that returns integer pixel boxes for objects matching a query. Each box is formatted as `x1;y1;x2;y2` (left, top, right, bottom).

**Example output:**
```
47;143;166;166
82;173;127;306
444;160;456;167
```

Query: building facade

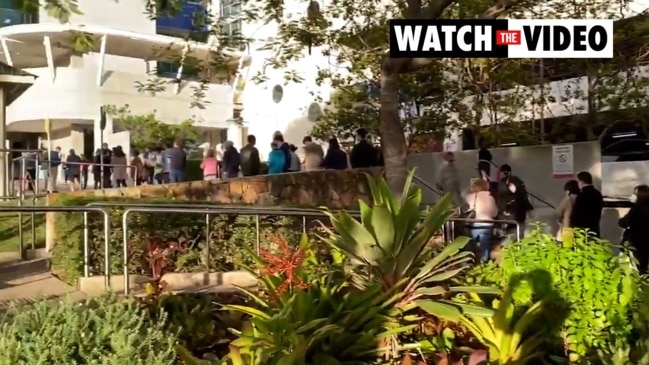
0;0;247;162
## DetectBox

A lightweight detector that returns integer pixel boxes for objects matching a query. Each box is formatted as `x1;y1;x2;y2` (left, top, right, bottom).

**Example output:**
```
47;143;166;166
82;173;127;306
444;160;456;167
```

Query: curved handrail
412;174;445;198
487;160;555;209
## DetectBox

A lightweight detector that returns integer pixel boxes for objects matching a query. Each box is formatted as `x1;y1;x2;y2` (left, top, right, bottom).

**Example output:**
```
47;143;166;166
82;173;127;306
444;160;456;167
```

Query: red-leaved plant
136;238;185;297
258;235;307;298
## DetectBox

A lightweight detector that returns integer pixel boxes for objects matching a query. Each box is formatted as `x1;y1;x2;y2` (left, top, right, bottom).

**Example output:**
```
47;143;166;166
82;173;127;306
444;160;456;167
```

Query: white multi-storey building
0;0;245;158
0;0;338;163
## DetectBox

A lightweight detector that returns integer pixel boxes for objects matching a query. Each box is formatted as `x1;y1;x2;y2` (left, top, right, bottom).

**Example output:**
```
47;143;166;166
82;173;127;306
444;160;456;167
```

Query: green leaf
415;300;461;321
222;305;271;320
371;204;396;254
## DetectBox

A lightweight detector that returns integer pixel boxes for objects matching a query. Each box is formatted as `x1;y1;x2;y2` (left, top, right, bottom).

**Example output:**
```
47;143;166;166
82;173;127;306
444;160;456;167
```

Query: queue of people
19;139;189;193
198;128;385;180
436;147;617;264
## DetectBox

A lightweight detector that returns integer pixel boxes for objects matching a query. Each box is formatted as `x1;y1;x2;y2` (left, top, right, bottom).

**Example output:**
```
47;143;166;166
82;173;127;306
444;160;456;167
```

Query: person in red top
80;154;90;190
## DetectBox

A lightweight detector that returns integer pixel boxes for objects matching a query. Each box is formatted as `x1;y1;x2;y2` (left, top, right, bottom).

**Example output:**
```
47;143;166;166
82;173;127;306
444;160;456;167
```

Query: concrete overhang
0;23;251;69
0;62;36;105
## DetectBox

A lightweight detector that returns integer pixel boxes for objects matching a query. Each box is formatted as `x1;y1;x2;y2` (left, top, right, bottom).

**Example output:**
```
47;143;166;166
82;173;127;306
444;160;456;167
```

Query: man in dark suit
570;171;604;237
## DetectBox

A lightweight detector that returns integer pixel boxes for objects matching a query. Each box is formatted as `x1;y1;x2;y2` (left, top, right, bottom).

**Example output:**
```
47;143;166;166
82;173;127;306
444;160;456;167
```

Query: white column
0;88;7;197
227;123;244;149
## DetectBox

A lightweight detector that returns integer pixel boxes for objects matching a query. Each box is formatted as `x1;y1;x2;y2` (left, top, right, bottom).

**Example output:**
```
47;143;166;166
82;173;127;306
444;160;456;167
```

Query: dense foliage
472;229;638;361
0;295;177;365
50;196;313;284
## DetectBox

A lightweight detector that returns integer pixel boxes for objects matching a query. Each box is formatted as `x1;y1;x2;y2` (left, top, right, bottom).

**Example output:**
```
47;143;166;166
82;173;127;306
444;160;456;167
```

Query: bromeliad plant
459;287;547;364
179;234;417;364
321;171;496;321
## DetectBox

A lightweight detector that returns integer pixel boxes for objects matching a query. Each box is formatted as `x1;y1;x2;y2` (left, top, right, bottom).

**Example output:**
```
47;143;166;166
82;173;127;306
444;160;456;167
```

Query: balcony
156;1;208;37
0;8;37;27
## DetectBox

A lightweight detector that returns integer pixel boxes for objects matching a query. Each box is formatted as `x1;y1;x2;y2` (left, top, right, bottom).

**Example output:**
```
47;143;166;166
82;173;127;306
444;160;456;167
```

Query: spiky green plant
321;170;497;321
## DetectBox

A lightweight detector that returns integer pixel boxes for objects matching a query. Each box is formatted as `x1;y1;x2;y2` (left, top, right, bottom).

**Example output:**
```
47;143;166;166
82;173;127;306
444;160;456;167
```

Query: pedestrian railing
82;202;522;294
0;201;523;295
0;206;111;288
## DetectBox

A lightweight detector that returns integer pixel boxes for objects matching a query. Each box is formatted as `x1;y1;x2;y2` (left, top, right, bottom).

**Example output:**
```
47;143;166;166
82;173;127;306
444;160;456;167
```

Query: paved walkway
0;252;85;308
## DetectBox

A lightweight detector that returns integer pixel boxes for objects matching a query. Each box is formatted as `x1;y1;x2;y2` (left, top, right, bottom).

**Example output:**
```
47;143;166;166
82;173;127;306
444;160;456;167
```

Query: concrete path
0;252;85;308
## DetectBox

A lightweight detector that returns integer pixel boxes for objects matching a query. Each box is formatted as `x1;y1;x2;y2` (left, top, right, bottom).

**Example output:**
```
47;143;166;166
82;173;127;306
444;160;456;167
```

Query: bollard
83;212;89;277
204;213;210;273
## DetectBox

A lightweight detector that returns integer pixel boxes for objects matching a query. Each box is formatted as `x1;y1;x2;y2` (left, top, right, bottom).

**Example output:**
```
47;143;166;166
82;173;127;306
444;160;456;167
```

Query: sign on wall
552;144;574;178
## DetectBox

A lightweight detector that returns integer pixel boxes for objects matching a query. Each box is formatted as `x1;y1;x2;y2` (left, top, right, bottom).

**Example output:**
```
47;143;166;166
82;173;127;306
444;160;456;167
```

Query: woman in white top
555;179;580;242
464;178;499;262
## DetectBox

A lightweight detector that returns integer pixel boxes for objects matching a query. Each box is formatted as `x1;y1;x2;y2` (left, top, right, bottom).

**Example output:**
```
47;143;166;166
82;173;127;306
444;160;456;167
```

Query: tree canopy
104;105;199;151
41;0;649;189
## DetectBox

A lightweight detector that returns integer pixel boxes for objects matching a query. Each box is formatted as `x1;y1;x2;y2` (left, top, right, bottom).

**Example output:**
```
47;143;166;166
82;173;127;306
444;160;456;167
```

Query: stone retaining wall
46;168;382;250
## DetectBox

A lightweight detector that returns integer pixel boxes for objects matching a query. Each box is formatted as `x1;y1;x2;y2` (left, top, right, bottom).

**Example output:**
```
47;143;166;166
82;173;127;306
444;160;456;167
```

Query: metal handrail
119;206;340;294
0;206;112;288
84;201;356;216
487;160;555;209
412;174;445;198
446;217;522;242
77;202;521;294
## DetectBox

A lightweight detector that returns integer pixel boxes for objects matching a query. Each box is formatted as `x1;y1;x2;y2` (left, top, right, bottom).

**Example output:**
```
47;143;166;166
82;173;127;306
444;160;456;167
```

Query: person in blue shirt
267;142;286;174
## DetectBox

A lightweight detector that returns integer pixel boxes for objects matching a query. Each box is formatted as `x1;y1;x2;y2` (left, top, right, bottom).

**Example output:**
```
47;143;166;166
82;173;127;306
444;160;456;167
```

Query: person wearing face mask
570;171;604;238
503;178;534;237
619;185;649;273
436;152;462;208
555;180;580;242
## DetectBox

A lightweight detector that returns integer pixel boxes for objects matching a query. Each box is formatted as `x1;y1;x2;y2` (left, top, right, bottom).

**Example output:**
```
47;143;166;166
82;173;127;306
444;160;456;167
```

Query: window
222;18;242;35
221;0;242;18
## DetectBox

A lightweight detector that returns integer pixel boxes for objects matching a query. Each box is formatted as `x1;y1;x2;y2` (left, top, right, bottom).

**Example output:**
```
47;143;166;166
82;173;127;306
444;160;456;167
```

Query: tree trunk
380;68;408;192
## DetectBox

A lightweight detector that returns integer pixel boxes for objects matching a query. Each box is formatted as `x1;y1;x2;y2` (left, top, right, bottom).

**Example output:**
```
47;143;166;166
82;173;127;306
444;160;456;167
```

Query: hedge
50;195;320;285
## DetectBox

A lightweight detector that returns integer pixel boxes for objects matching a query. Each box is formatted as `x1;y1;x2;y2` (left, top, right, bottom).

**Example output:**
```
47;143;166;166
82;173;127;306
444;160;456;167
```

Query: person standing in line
272;132;292;172
47;146;62;193
499;164;533;217
142;147;157;184
102;146;113;188
111;146;128;188
619;185;649;273
130;150;144;186
302;136;324;171
38;149;49;192
503;178;534;238
215;142;225;178
570;171;604;237
288;144;301;172
436;152;462;208
222;141;240;179
92;149;102;189
375;145;384;167
25;151;37;193
166;139;187;183
463;178;499;262
350;128;377;168
268;142;286;174
200;149;219;180
154;147;167;184
555;180;580;243
64;149;82;192
240;135;261;176
322;138;348;170
477;141;493;182
80;154;89;190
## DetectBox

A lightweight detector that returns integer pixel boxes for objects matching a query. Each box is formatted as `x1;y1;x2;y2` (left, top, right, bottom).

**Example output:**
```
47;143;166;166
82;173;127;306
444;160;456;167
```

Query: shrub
50;196;315;285
144;293;247;359
0;295;177;365
472;229;638;360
